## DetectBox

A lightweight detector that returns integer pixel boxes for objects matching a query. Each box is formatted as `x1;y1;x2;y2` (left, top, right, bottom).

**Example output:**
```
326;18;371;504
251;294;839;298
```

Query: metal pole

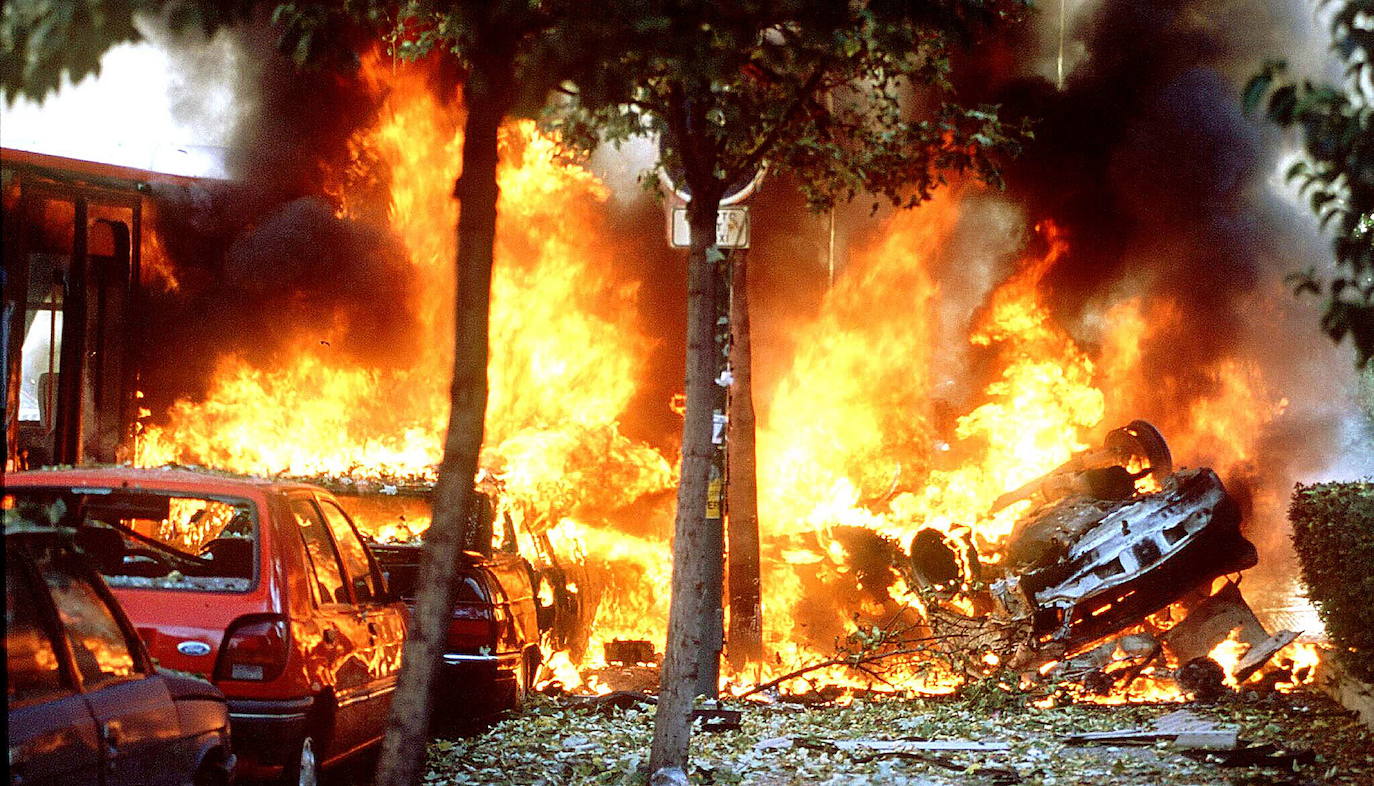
122;200;142;461
1057;0;1067;91
726;249;763;667
55;198;88;465
696;245;731;698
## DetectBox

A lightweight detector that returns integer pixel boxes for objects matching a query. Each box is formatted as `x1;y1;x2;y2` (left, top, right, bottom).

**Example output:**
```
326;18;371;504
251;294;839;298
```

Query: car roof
368;541;492;567
6;465;327;496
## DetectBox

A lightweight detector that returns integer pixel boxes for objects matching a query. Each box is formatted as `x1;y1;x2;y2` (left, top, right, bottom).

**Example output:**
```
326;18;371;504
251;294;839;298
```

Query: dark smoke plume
943;0;1374;573
139;21;417;416
956;3;1269;400
950;3;1358;454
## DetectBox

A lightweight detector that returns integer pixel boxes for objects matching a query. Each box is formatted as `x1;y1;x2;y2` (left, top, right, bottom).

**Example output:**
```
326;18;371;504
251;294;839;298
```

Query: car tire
524;647;542;694
509;661;527;713
1106;420;1173;478
281;735;320;786
191;755;230;786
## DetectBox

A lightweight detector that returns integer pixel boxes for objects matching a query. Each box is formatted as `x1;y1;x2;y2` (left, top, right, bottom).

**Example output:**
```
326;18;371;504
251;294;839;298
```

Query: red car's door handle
101;721;121;747
101;721;121;766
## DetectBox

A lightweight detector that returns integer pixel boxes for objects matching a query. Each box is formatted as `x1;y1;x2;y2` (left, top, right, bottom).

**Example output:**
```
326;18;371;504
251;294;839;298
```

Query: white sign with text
670;206;750;249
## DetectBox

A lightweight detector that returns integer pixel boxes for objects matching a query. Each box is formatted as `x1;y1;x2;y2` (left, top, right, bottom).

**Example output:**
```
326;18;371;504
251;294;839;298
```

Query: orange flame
131;51;1303;698
136;53;676;681
138;52;670;509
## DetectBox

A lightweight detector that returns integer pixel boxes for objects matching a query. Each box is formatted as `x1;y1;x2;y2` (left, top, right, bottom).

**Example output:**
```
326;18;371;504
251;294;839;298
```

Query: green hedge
1289;482;1374;684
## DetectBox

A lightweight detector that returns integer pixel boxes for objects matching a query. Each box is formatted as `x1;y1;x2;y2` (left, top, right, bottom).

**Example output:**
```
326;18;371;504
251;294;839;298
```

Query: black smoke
948;5;1325;434
138;20;418;416
953;2;1281;403
946;0;1374;568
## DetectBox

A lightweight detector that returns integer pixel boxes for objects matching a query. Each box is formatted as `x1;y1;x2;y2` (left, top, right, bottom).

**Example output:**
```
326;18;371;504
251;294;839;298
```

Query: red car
7;467;408;785
368;541;543;714
6;517;235;786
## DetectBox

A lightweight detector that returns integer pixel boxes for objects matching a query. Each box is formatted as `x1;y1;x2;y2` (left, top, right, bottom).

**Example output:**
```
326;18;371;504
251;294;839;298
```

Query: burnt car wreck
901;421;1297;687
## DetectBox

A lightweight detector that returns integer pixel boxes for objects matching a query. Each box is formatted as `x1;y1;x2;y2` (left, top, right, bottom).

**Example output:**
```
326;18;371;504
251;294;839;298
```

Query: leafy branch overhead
1244;0;1374;366
0;1;258;102
546;1;1031;215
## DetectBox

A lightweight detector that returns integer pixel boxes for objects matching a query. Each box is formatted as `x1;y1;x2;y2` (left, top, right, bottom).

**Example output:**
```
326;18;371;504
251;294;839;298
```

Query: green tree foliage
1289;481;1374;684
1245;1;1374;367
0;1;254;101
557;2;1029;213
272;0;655;119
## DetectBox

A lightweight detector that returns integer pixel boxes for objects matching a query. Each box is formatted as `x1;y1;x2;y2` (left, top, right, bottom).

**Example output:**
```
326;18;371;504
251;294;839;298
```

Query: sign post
662;163;764;699
699;259;731;698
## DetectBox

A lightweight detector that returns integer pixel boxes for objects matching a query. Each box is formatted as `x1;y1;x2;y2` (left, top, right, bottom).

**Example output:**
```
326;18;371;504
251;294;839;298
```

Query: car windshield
7;488;259;593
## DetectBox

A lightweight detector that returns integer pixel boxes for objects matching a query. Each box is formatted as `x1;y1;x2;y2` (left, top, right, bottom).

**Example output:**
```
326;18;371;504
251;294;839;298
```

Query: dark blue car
6;518;235;785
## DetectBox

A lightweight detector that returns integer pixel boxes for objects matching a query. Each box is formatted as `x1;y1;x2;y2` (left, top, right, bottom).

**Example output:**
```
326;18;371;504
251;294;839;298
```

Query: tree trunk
726;250;763;668
375;49;514;786
649;192;724;778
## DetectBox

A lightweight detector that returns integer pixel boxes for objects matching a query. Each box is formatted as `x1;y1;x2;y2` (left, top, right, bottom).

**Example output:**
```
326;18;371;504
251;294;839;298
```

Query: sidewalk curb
1316;655;1374;733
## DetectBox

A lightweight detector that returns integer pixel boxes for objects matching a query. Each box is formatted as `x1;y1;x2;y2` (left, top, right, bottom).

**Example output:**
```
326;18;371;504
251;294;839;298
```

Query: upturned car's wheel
1105;419;1173;479
282;735;319;786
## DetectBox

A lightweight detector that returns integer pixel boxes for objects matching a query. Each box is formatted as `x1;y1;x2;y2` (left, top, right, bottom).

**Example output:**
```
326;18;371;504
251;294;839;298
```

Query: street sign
670;206;750;249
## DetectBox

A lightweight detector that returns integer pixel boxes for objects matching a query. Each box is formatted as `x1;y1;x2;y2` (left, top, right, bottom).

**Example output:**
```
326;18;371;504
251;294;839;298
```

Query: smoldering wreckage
533;419;1306;705
818;418;1306;702
483;418;1332;780
306;415;1300;713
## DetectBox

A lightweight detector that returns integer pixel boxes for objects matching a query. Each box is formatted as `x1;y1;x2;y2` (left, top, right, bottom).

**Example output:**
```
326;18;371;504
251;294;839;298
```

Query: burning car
339;479;593;709
902;421;1292;677
368;539;543;715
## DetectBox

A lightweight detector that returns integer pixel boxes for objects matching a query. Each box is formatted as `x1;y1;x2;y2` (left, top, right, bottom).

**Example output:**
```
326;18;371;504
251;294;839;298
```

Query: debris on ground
695;707;744;733
566;690;657;714
424;688;1374;785
1181;742;1319;769
1063;709;1240;749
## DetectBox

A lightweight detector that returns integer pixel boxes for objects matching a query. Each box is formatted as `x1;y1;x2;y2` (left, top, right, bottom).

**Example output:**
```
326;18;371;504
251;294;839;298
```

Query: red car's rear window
8;487;260;593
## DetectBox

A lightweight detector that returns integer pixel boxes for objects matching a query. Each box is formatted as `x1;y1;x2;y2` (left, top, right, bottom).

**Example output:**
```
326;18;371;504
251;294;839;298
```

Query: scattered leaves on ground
425;688;1373;785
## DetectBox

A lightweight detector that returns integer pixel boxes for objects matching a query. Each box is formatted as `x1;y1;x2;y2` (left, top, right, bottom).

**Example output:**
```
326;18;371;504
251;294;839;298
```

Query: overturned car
902;421;1291;674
